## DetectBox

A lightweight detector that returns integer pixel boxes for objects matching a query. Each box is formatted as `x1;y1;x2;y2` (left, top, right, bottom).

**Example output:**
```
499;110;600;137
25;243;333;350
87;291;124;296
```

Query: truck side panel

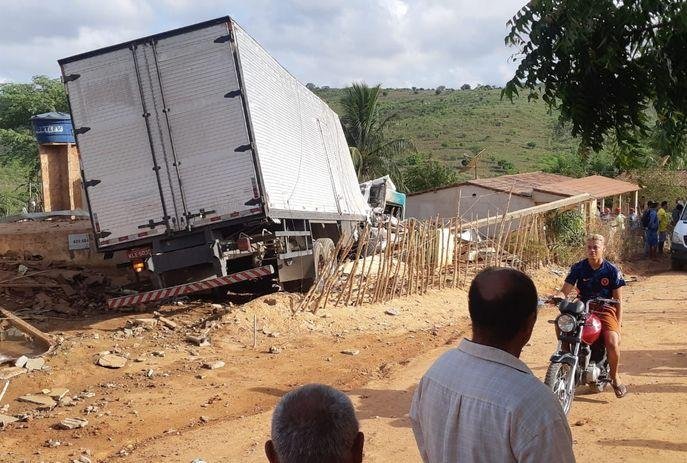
233;22;370;222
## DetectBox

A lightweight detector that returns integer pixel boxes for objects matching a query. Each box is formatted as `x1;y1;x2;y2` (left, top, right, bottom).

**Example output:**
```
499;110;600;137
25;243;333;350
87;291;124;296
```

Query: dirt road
1;264;685;462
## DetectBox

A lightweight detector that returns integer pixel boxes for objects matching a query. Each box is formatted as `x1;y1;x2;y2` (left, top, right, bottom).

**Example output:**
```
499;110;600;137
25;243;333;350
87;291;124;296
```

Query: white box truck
58;17;370;306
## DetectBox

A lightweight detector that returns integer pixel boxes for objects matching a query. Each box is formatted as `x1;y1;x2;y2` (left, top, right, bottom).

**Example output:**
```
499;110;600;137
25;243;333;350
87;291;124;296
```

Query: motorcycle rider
558;234;627;398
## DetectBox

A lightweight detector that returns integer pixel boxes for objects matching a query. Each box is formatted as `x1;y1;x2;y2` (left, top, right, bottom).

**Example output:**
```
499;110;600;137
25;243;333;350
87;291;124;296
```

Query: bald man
266;384;364;463
410;267;575;463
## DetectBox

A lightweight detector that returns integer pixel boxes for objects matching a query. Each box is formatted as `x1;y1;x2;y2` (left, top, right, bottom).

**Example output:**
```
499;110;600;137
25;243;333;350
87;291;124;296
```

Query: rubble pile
0;253;128;316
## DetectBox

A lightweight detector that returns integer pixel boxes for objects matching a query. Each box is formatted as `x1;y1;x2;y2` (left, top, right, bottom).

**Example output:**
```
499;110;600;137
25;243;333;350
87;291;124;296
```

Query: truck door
62;48;176;246
141;22;263;229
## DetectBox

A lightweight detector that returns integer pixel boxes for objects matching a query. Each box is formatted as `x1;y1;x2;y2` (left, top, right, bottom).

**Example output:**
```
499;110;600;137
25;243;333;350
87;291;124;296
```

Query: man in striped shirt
410;267;575;463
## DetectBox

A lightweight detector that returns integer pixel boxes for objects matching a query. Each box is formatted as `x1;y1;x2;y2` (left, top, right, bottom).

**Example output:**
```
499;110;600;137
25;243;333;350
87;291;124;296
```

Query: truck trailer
58;17;370;307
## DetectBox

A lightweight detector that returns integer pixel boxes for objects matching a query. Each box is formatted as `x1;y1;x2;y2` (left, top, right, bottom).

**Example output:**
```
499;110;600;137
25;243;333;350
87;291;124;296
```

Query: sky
0;0;527;88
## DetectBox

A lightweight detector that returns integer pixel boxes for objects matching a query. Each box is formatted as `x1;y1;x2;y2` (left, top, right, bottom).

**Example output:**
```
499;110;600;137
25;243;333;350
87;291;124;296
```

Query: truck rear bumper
106;265;274;309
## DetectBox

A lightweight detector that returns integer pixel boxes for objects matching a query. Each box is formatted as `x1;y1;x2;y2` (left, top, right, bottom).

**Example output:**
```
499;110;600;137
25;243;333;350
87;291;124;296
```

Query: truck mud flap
106;265;274;309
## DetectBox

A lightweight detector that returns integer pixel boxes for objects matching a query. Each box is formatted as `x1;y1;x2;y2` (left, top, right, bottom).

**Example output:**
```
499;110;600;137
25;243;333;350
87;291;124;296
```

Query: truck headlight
673;231;681;243
556;314;576;333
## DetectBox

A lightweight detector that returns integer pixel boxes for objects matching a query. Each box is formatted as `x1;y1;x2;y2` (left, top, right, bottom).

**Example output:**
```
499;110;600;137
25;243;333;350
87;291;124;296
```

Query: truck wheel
313;238;336;282
671;258;684;271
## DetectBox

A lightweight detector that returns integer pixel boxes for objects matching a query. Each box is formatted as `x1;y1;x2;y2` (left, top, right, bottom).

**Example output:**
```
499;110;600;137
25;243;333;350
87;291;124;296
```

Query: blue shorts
646;229;658;246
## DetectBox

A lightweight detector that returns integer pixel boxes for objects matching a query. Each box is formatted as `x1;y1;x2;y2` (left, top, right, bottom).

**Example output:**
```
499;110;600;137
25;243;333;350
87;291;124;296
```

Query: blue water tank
31;112;75;144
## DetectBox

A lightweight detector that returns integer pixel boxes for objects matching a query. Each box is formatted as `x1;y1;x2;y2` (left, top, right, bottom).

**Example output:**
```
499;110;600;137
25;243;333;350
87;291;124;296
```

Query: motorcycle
544;296;617;414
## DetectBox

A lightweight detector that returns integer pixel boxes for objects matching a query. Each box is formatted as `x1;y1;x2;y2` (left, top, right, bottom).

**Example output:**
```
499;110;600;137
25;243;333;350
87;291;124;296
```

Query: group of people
265;234;625;463
639;200;684;258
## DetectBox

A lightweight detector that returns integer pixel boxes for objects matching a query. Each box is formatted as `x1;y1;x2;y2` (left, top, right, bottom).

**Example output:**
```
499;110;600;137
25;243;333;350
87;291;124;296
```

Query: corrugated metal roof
467;172;572;196
535;175;640;198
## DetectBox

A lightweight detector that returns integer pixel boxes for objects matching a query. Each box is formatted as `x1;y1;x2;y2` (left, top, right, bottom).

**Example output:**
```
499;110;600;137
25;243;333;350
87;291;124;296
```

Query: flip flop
612;383;627;398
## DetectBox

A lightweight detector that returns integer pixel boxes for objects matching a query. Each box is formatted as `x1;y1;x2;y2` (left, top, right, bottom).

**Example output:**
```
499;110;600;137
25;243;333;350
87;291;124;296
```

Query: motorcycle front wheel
545;362;575;415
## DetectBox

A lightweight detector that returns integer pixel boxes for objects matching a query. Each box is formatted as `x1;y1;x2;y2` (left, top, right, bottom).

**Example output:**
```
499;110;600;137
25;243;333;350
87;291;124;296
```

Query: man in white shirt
410;267;575;463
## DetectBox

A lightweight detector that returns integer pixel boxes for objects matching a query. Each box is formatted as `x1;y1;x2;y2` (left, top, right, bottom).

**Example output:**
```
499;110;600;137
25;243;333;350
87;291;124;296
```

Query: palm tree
340;83;414;188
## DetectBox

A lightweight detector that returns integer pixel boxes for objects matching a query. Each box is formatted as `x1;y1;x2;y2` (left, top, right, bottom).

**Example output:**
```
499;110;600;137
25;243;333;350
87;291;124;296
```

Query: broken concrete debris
130;318;157;329
17;394;57;409
97;353;127;369
158;316;178;330
58;417;88;430
268;346;282;354
341;349;360;356
0;414;19;427
14;355;28;368
24;357;46;371
384;308;399;316
47;388;70;400
202;361;225;370
186;334;211;347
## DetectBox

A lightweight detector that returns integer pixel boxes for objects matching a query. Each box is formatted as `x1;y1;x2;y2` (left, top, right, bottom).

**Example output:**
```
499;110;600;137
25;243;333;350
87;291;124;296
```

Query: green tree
403;153;458;193
503;1;687;166
0;75;67;214
340;82;415;187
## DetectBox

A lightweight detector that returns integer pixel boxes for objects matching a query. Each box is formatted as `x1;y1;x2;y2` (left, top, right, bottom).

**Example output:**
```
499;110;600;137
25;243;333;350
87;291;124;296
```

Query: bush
403;153;458;192
546;209;586;264
627;169;687;205
526;141;537;149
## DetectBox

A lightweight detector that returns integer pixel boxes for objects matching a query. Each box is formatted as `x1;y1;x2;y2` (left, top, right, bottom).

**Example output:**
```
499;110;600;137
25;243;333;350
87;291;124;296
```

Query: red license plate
127;247;152;260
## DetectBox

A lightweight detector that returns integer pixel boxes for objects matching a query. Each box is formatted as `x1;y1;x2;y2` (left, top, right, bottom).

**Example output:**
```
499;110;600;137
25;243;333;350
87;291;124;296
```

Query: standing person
265;384;364;463
614;207;626;231
658;201;670;254
559;234;627;398
643;202;659;258
410;268;575;463
628;208;639;230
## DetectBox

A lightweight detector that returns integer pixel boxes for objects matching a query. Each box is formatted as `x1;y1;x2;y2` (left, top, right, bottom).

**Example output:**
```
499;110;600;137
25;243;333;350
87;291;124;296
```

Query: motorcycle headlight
556;314;576;333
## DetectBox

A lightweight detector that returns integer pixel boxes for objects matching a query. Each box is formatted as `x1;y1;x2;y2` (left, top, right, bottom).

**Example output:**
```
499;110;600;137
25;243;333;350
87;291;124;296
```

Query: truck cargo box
59;17;369;251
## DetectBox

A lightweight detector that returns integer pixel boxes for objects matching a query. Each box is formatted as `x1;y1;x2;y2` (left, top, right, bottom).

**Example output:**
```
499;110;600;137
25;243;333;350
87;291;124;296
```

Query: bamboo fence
296;194;594;313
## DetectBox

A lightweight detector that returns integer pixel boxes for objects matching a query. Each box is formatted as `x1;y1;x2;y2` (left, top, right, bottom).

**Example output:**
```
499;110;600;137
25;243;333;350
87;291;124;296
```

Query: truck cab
360;176;406;220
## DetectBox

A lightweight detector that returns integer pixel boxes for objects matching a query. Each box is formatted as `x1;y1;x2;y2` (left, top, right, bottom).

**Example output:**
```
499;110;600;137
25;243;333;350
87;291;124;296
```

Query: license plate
127;247;152;260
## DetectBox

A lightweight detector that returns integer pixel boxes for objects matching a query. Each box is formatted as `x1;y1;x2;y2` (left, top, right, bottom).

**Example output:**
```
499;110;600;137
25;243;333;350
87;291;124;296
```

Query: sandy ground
0;262;685;462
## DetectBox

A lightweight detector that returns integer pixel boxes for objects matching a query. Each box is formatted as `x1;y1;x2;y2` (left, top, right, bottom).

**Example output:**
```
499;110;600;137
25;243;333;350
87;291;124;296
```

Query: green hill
316;86;578;182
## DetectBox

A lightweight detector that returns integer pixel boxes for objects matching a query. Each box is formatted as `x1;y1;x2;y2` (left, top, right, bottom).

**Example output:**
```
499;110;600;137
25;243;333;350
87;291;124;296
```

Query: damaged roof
535;175;640;198
466;172;572;196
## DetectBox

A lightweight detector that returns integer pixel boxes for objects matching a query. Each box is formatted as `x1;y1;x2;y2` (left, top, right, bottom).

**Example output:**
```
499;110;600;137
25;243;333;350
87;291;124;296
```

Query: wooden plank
459;193;592;230
0;307;54;355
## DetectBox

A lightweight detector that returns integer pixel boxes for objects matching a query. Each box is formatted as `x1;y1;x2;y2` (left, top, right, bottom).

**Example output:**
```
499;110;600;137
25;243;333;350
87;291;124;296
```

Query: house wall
406;185;534;221
533;190;568;205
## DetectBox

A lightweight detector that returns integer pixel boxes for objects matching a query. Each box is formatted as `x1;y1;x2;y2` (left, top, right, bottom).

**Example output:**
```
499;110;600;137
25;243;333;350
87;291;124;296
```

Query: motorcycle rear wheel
545;362;575;415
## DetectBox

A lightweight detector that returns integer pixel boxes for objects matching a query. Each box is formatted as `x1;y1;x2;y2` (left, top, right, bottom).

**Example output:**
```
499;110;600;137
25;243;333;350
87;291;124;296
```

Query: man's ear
351;431;364;463
265;440;279;463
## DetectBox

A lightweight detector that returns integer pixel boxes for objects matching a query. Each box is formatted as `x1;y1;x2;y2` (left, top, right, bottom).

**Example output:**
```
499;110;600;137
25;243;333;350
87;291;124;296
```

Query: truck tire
671;258;684;271
313;238;336;282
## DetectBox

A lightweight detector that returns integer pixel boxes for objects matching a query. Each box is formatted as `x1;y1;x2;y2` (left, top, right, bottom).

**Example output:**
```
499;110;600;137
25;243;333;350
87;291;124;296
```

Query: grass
316;86;578;182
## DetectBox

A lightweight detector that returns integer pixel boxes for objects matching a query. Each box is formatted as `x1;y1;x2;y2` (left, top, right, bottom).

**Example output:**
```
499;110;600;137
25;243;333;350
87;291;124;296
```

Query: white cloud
0;0;527;87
